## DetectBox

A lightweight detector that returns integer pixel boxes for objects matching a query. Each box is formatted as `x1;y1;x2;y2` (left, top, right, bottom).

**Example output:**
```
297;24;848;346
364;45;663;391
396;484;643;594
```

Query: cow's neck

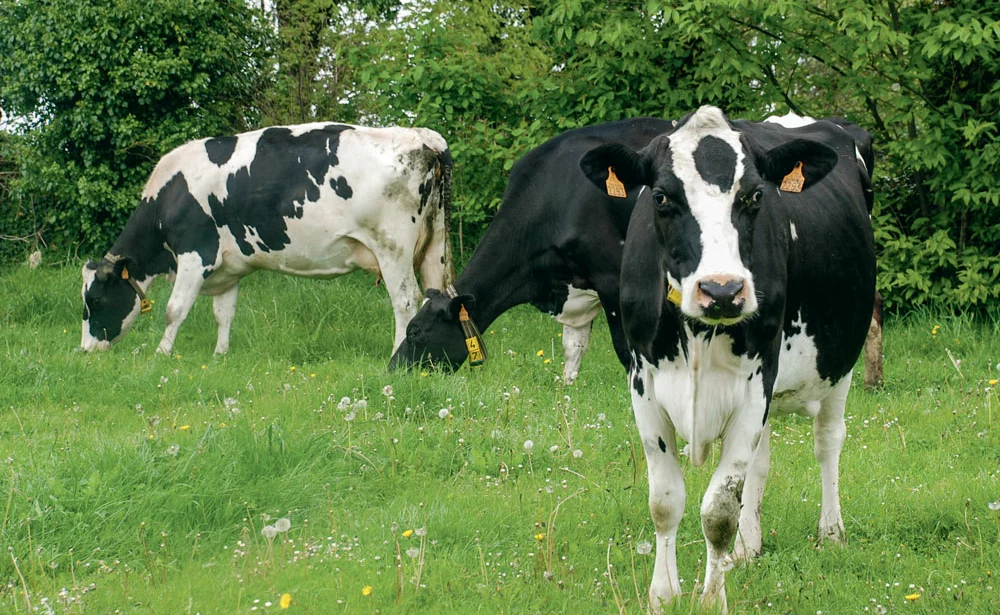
106;201;174;281
450;235;544;331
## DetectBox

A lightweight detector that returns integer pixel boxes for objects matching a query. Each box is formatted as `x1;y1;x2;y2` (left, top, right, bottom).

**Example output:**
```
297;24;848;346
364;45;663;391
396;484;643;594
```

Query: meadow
2;261;999;614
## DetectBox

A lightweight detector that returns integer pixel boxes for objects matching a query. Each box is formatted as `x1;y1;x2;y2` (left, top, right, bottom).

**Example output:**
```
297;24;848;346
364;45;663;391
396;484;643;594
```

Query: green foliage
0;0;271;254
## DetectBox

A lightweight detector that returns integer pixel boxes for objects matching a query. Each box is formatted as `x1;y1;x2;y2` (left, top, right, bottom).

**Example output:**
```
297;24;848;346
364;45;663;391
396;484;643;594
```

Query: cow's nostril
698;279;745;304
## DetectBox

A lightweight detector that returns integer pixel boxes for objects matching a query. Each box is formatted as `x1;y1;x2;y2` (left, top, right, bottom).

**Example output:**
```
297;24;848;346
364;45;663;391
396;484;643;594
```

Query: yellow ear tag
605;167;627;198
458;305;485;366
780;161;805;193
140;298;152;314
666;284;682;306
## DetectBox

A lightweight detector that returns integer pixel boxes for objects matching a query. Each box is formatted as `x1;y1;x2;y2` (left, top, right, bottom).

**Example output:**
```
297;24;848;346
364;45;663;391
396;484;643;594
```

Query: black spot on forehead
205;136;237;166
693;135;737;192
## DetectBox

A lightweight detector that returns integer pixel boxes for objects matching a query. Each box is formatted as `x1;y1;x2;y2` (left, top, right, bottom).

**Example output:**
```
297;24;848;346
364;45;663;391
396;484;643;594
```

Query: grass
1;261;1000;614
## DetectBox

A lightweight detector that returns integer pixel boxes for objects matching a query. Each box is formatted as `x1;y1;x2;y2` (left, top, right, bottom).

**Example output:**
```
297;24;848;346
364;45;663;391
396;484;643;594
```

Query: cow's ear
580;143;650;194
110;256;138;281
448;294;475;321
756;139;839;190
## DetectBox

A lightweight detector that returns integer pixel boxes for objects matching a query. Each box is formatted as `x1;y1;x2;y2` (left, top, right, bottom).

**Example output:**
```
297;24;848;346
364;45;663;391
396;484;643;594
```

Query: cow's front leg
157;253;206;355
560;321;592;385
700;422;763;614
734;425;771;561
212;283;239;355
631;364;685;613
815;374;850;544
377;257;422;353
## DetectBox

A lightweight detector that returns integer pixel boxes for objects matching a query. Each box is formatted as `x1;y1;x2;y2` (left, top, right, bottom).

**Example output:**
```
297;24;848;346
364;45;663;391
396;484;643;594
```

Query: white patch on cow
771;311;835;415
650;328;765;467
669;107;757;319
554;285;602;385
789;222;798;241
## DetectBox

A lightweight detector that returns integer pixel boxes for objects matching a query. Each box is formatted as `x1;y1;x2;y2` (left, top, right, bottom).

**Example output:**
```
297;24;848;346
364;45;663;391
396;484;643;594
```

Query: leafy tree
0;0;272;254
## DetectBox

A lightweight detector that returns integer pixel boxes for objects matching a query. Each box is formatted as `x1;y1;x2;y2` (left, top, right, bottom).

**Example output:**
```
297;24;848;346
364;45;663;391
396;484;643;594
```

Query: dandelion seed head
382;385;393;396
261;525;278;541
337;397;351;410
524;440;534;452
636;540;652;555
274;518;291;533
406;547;419;558
573;449;583;458
438;408;450;419
166;444;180;456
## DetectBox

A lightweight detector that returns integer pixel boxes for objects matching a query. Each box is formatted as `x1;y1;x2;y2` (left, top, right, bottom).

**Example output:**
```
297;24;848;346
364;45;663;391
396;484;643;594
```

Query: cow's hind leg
631;363;685;613
156;253;207;355
815;375;850;544
212;283;239;355
376;253;422;353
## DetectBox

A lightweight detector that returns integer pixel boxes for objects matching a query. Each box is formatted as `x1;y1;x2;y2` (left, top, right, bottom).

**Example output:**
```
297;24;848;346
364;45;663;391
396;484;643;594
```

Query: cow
81;123;453;356
579;106;875;613
388;118;675;380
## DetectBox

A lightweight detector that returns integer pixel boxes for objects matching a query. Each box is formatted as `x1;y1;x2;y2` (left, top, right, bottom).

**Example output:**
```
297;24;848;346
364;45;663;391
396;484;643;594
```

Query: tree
0;0;272;254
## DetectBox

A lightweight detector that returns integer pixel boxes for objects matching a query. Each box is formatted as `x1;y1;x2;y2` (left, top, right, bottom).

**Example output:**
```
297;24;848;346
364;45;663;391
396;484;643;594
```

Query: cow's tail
437;148;455;284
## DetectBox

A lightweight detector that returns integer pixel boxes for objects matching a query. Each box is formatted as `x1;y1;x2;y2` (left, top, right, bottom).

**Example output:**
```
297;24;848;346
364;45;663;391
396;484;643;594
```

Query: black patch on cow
632;372;645;397
155;173;220;267
411;216;416;224
693;135;737;192
330;175;353;199
84;261;138;342
205;136;238;166
207;124;354;256
657;436;667;453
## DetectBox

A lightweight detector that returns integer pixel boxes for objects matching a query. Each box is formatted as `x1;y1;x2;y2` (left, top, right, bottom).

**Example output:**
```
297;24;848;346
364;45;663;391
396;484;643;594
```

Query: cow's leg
700;419;763;614
212;283;239;355
815;375;850;544
733;425;771;561
156;253;207;355
631;364;685;613
560;321;592;385
378;257;422;353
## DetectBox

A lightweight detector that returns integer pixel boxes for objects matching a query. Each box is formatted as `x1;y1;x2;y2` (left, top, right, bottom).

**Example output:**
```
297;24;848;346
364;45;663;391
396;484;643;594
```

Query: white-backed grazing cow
580;106;875;613
389;118;675;381
81;123;453;355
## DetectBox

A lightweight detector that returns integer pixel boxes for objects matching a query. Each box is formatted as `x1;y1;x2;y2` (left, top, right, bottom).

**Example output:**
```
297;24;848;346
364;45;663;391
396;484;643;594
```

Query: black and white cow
82;123;453;355
579;106;875;612
388;118;674;380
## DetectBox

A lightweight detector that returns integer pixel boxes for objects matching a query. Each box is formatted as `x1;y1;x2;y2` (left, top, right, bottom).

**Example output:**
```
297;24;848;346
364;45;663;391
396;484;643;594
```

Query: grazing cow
388;118;675;381
81;123;453;355
579;106;875;612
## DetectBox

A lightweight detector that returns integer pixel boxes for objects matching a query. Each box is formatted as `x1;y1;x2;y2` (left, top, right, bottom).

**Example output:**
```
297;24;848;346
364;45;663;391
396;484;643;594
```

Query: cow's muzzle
696;277;747;321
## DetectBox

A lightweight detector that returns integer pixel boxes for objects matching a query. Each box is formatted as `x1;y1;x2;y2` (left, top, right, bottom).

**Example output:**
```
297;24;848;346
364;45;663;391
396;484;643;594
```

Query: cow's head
80;256;143;351
581;106;838;326
388;288;475;371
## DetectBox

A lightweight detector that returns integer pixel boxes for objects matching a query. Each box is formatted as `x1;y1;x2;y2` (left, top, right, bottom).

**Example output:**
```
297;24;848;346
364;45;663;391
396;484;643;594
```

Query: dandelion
261;525;278;541
274;518;291;533
337;396;351;410
406;547;419;558
362;585;373;596
402;529;414;538
282;383;291;392
414;527;427;537
524;440;534;452
989;501;1000;511
636;540;653;555
905;593;920;601
290;366;296;372
344;411;356;422
544;359;551;364
931;324;940;336
310;373;316;378
382;385;393;396
166;444;180;456
180;425;190;432
535;532;545;542
573;449;583;458
549;445;558;453
202;365;207;370
280;593;292;609
353;399;368;411
438;408;450;419
990;379;998;386
536;350;545;357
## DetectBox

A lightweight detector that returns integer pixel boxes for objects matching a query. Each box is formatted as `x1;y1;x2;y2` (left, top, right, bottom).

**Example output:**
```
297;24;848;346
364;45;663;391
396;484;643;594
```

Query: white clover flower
572;449;583;459
524;440;534;452
382;385;393;396
274;518;291;533
438;408;450;419
261;525;278;541
636;540;652;555
337;397;351;411
405;547;420;558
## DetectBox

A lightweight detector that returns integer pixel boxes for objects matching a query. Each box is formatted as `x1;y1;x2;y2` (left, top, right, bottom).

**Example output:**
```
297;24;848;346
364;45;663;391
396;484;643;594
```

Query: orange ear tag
605;167;627;198
121;266;130;280
780;161;805;193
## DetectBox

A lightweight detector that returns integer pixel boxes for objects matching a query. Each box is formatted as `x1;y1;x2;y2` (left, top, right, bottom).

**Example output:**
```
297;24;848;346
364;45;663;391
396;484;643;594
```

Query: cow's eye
652;191;669;206
751;189;763;203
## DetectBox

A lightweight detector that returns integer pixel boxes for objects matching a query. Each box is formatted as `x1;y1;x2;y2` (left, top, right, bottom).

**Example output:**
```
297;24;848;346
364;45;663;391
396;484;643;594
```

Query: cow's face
581;106;838;326
81;258;141;351
388;289;473;371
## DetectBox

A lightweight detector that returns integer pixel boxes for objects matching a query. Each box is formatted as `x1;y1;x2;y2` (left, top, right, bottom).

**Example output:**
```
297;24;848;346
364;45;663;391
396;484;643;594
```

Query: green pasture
2;263;999;614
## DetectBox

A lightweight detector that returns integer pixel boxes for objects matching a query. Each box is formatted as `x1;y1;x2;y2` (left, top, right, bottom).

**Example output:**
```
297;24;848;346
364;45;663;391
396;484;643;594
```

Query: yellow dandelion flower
420;371;429;378
180;425;190;431
534;532;545;542
280;593;292;609
905;593;920;601
362;585;373;596
63;328;67;334
310;373;316;378
543;359;551;364
290;366;296;371
201;364;207;369
148;434;155;440
402;529;414;538
536;349;544;357
990;379;998;386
